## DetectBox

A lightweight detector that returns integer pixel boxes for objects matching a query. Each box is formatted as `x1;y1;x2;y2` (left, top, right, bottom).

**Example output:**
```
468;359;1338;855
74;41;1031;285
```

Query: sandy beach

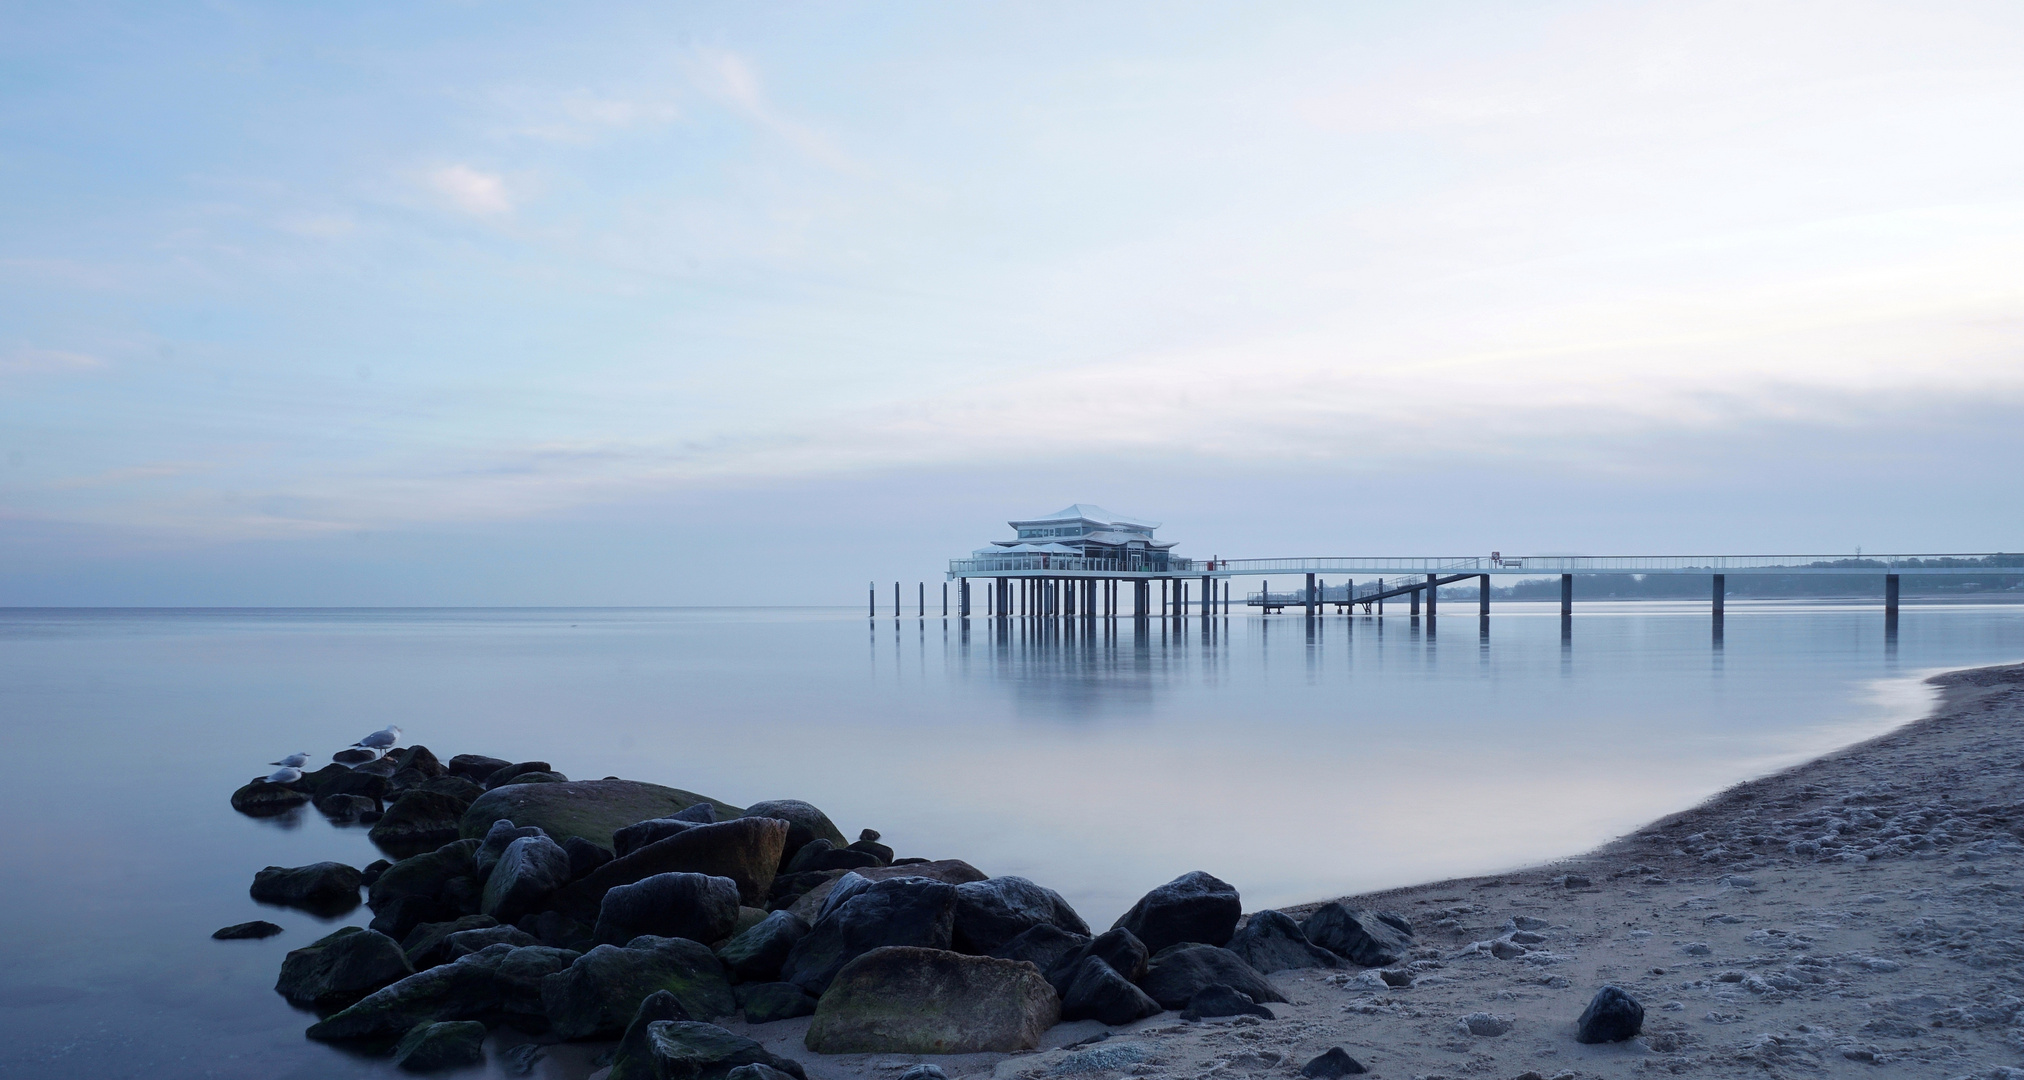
709;661;2024;1080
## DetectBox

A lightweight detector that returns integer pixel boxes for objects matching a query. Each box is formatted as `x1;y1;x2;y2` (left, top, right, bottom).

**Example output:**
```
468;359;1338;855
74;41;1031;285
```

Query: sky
3;1;2022;605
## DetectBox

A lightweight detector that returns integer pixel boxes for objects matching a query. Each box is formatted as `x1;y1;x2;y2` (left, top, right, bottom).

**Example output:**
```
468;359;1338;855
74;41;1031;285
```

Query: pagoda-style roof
1008;504;1160;530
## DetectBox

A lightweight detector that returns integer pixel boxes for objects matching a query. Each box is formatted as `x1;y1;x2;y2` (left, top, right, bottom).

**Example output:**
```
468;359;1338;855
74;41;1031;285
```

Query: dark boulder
1112;871;1241;955
276;926;414;1008
803;947;1059;1054
496;945;580;1020
361;859;393;887
370;839;481;911
317;793;379;822
607;989;694;1080
354;757;400;778
1227;910;1344;973
557;817;789;917
1574;985;1643;1044
1300;904;1413;967
735;982;816;1024
251;861;363;914
848;829;894;864
952;876;1090;955
614;817;703;859
460;779;741;851
422;774;485;807
373;895;462;943
895;1068;946;1080
475;820;549;883
387;745;446;779
779;877;958;995
767;870;843;911
447;754;511;783
539;935;735;1040
564;836;614;879
392;1019;487;1071
1300;1048;1368;1078
445;925;540;959
781;860;987;923
991;923;1090;980
484;761;556;790
306;944;515;1041
715;910;810;984
371;791;471;856
1181;983;1273;1021
481;835;573;924
727;1066;798;1080
1049;927;1148;996
213;920;284;940
784;839;881;875
1138;944;1286;1010
672;801;718;823
230;778;310;816
518;910;596;952
496;770;567;788
1058;956;1163;1025
739;799;847;868
596;872;742;946
333;747;381;765
403;915;500;968
645;1021;809;1080
312;765;392;802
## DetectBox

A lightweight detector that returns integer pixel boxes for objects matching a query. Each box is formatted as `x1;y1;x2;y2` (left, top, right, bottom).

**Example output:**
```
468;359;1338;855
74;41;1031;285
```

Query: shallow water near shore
2;600;2022;1077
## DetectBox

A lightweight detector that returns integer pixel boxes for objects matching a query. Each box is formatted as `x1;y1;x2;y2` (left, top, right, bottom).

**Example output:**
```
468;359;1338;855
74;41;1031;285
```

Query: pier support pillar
1885;573;1900;633
1712;574;1725;618
869;581;875;619
894;582;900;620
1426;574;1438;618
1479;574;1490;618
1410;587;1419;617
919;582;925;618
1305;572;1316;617
1560;574;1573;617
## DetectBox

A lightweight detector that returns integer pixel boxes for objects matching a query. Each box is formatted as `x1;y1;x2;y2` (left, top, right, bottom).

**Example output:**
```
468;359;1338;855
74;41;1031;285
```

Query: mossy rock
459;780;743;850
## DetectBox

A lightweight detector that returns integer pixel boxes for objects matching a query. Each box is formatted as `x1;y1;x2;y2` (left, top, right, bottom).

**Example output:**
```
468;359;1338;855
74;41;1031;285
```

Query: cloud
685;48;860;173
0;346;104;375
427;164;513;216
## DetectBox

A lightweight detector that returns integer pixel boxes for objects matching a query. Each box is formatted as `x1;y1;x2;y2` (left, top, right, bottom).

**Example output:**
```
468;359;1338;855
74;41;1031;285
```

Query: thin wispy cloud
426;164;514;216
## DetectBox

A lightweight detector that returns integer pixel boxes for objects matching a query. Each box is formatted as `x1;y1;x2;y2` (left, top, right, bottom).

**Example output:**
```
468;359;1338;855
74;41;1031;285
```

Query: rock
481;761;555;790
596;872;742;946
423;775;485;807
740;799;848;867
461;779;741;851
482;835;573;923
333;747;380;765
646;1021;809;1080
565;836;614;879
231;778;310;815
727;1066;798;1080
403;915;501;968
992;923;1090;979
500;1043;544;1076
673;801;718;823
1227;910;1344;973
848;831;894;864
445;925;541;958
614;817;704;858
1112;871;1241;955
213;920;284;940
540;935;735;1040
448;754;512;783
519;910;596;952
476;820;550;883
373;895;462;943
388;745;446;779
495;945;581;1018
952;876;1091;955
354;757;400;778
275;927;415;1008
1457;1011;1512;1036
803;946;1059;1054
1300;903;1413;967
1059;956;1163;1025
372;791;472;856
497;770;567;788
1300;1048;1368;1078
1050;927;1149;995
306;945;516;1041
716;910;811;984
608;989;695;1080
780;877;958;995
392;1020;487;1071
897;1067;946;1080
785;840;882;874
317;793;380;821
1575;985;1644;1044
1137;944;1286;1010
736;981;818;1023
783;861;987;922
558;818;789;917
250;862;363;914
1181;983;1273;1021
307;763;392;801
371;839;481;913
726;906;769;940
361;859;393;887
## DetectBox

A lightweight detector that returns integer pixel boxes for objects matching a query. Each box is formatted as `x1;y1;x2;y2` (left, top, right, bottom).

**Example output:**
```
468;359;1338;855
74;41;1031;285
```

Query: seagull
355;725;402;751
266;766;303;784
270;752;309;769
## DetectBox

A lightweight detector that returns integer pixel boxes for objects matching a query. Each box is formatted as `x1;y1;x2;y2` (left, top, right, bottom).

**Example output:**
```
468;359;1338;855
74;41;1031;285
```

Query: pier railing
1209;553;2020;576
948;554;1198;576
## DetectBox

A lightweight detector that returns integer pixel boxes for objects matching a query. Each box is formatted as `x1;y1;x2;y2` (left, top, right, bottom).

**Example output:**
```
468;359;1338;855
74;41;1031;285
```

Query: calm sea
2;601;2020;1077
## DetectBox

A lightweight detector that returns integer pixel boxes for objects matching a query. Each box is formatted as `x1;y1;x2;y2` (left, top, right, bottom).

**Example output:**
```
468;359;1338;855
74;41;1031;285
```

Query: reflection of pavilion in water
950;606;1233;718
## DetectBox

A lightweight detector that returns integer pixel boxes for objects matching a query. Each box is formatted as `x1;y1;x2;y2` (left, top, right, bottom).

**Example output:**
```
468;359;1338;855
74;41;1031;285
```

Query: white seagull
355;725;402;751
270;752;309;769
266;766;304;784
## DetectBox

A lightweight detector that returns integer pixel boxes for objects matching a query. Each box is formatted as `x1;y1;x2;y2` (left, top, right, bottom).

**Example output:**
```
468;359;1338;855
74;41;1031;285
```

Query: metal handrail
948;554;1197;576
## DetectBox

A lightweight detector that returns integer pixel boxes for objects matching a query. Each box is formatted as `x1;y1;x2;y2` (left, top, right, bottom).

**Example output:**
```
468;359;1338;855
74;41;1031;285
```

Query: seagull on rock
266;766;303;784
270;752;309;769
355;725;401;751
